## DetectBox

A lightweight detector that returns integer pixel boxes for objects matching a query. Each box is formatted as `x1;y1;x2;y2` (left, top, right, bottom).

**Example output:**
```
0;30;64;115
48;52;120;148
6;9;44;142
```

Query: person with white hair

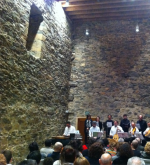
127;156;145;165
99;153;112;165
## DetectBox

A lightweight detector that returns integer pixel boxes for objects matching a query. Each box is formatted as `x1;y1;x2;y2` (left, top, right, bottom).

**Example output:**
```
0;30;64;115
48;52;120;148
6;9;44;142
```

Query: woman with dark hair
85;142;104;165
84;115;93;144
113;143;133;165
53;145;76;165
28;142;39;152
96;116;102;131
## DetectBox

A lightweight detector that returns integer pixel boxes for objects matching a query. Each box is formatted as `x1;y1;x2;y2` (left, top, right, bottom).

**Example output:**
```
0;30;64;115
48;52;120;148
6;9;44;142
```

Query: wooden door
77;117;96;144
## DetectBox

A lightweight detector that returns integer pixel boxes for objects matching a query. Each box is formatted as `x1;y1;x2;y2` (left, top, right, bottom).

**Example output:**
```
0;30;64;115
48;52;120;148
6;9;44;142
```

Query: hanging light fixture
136;24;139;33
85;29;89;35
66;0;69;6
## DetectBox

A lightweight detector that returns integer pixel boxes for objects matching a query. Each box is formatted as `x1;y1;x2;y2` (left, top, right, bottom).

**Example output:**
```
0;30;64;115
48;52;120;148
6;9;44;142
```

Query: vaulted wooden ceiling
59;0;150;22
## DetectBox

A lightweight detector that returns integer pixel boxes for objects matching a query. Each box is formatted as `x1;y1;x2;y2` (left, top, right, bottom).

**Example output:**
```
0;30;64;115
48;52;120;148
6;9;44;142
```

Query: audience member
47;142;63;162
131;140;141;157
102;138;109;149
136;138;144;152
106;139;117;156
68;139;83;157
99;153;112;165
40;139;54;157
27;151;41;165
2;150;12;165
0;154;7;165
127;156;145;165
28;142;39;152
18;159;37;165
82;137;97;157
43;157;53;165
113;143;133;165
74;157;90;165
53;145;76;165
85;142;104;165
112;142;125;161
141;142;150;159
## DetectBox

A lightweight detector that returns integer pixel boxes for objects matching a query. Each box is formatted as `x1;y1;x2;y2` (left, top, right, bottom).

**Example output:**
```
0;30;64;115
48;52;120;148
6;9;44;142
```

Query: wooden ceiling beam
64;1;150;11
67;6;150;16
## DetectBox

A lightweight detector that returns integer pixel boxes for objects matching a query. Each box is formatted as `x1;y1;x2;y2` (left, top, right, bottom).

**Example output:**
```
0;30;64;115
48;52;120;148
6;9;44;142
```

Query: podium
52;136;70;146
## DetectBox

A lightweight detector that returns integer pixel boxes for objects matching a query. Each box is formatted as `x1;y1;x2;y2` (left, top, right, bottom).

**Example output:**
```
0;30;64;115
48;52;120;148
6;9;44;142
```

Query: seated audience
82;137;97;157
131;140;141;157
74;157;90;165
43;157;53;165
113;143;133;165
127;156;145;165
85;142;104;165
27;151;41;165
99;153;112;165
102;138;109;150
112;142;125;161
141;142;150;159
18;159;37;165
135;138;144;152
53;145;76;165
106;139;117;156
69;139;83;157
28;142;39;152
0;154;7;165
2;150;12;165
47;142;63;162
40;139;54;157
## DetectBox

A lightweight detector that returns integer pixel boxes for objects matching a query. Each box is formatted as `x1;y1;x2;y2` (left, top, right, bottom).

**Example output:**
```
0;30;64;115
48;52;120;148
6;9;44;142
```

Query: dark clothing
120;119;130;132
96;121;102;131
85;156;99;165
137;120;147;134
133;149;141;157
82;149;88;157
47;152;60;162
84;119;93;144
103;120;114;137
113;156;129;165
137;145;144;152
141;151;150;159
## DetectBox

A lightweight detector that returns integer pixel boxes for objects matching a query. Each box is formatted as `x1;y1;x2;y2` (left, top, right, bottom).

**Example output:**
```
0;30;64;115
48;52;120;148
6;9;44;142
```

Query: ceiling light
85;29;89;35
136;25;139;33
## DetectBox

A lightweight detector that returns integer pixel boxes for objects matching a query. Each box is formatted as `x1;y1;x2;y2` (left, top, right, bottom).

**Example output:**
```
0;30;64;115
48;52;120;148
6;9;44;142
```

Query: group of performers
84;114;150;144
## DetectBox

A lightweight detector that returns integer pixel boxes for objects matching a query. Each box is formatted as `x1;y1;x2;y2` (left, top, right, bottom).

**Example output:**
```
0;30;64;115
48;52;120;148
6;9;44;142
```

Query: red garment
82;145;88;151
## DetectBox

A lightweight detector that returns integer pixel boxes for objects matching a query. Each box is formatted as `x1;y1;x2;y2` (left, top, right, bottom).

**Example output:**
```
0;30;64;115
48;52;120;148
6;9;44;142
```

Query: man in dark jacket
120;114;130;132
137;115;147;134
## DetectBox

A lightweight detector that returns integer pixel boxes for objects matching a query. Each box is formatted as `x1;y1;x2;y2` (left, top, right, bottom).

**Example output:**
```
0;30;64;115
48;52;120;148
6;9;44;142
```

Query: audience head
43;157;53;165
123;114;127;119
96;116;100;121
144;142;150;154
131;122;135;128
66;121;71;128
99;153;112;165
108;139;117;151
28;142;39;152
138;115;143;121
44;139;52;147
87;115;91;120
127;157;145;165
87;137;97;147
0;154;6;165
118;138;124;142
2;150;12;164
131;140;139;149
119;143;133;158
116;142;125;153
108;115;112;120
114;121;118;127
92;121;97;128
60;145;76;164
88;142;104;159
69;139;83;152
102;138;109;147
18;159;37;165
27;151;41;164
74;157;90;165
148;122;150;127
54;142;63;152
135;138;141;144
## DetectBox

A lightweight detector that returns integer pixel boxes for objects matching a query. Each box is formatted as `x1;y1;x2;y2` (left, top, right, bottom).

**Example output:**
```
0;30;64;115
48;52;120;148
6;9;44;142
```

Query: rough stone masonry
0;0;72;162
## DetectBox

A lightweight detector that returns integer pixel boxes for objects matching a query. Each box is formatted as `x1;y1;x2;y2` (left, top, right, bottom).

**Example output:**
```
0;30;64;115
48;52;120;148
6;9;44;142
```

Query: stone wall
69;19;150;126
0;0;72;162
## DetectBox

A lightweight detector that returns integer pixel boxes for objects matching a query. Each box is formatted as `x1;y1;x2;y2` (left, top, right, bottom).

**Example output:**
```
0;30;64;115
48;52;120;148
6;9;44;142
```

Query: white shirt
130;127;139;137
40;147;54;156
143;127;150;138
110;125;124;136
89;126;100;137
63;125;76;136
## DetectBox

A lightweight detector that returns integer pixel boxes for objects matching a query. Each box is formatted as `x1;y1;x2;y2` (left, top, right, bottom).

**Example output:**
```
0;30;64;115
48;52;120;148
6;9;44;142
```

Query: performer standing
96;116;102;131
110;120;124;137
120;114;130;132
143;122;150;142
84;114;93;144
103;115;114;138
137;115;147;134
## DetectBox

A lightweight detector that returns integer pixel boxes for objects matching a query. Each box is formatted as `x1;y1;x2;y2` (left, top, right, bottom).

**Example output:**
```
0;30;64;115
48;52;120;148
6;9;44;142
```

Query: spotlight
85;29;89;35
136;25;139;33
66;0;69;6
